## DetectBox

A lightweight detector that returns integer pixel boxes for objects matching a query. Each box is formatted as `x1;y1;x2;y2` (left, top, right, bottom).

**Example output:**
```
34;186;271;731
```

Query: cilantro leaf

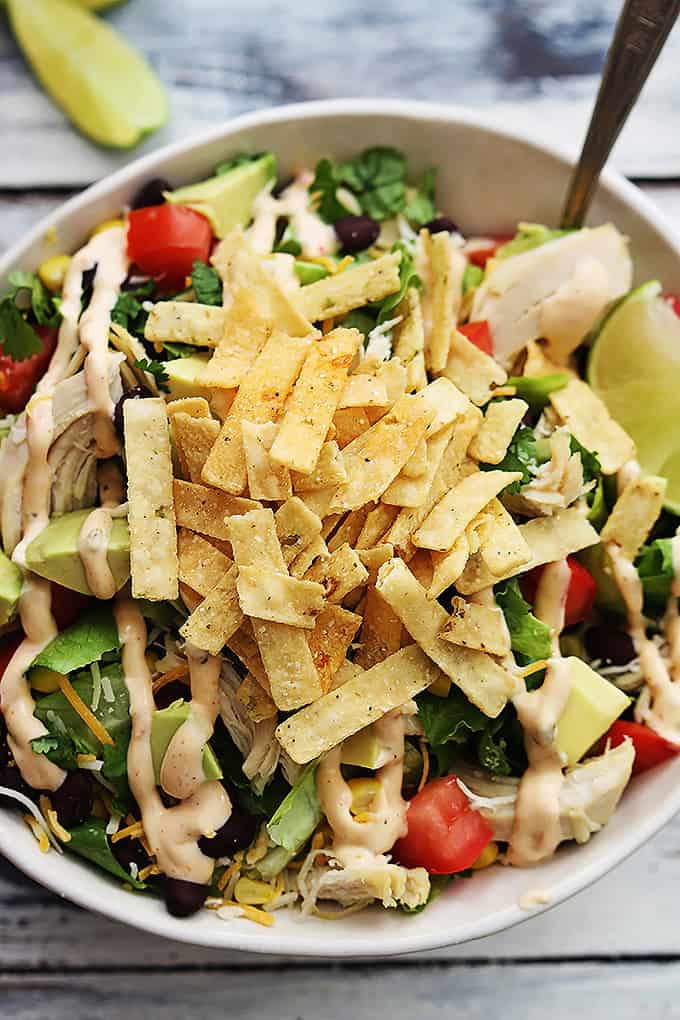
569;435;601;488
310;158;356;223
0;299;43;360
494;578;552;665
66;819;146;890
506;373;569;411
311;147;408;223
111;281;154;338
484;425;545;493
373;242;421;325
8;271;57;326
31;733;82;770
416;690;487;748
162;343;197;359
404;167;437;227
636;538;675;614
32;606;120;674
134;358;169;392
190;260;223;306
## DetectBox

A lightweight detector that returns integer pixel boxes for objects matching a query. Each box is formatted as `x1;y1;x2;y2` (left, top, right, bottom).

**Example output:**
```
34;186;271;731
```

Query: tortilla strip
227;508;321;709
457;506;600;594
327;507;371;552
305;542;369;604
392;287;427;392
297;486;336;520
227;622;269;691
179;565;243;654
429;532;469;598
179;582;202;615
382;424;453;508
474;498;531;578
352;357;407;407
172;413;221;484
355;504;400;550
469;398;528;465
425;231;466;374
144;301;226;347
270;329;360;475
357;543;394;586
376;558;515;716
296;250;401;322
123;398;178;601
241;420;292;500
291;441;347;492
274;497;323;567
333;406;371;448
177;528;232;595
308;605;362;693
289;534;329;579
339;374;389;409
442;329;507;406
414;469;522;551
600;474;666;560
402;438;428;479
276;645;442;764
440;597;511;657
331;394;435;511
201;331;312;494
236;674;278;722
173;479;257;541
550;378;635;474
355;586;403;669
235;566;325;628
167;397;212;419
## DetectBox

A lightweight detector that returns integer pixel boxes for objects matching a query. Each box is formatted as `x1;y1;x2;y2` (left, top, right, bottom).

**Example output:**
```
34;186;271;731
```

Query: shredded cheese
24;813;50;853
110;820;145;844
221;900;275;927
39;795;72;843
0;785;62;852
137;863;162;882
57;675;115;747
417;738;430;793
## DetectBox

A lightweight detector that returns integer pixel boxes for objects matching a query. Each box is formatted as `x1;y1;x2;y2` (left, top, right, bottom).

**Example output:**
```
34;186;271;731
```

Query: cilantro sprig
0;270;61;361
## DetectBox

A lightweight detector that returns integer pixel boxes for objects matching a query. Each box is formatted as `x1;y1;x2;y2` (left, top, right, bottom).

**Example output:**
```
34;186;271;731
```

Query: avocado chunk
165;153;276;239
164;354;212;401
555;656;630;767
578;544;625;616
0;549;22;626
341;728;394;770
151;699;222;786
25;509;130;596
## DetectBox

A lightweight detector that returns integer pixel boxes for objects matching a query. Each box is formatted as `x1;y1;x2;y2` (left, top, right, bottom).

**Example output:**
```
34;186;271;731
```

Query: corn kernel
29;667;66;693
233;877;276;906
471;842;499;870
347;777;381;816
91;218;125;237
38;254;71;293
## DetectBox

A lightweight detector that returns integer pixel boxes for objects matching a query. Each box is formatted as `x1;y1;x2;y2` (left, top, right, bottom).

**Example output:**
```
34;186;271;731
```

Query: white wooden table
3;1;680;1015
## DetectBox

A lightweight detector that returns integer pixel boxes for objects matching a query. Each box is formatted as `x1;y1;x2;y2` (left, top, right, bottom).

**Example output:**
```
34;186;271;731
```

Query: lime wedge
8;0;167;149
588;280;680;513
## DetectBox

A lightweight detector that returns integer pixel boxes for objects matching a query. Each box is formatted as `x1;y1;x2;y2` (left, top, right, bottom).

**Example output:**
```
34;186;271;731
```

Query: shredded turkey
218;663;280;794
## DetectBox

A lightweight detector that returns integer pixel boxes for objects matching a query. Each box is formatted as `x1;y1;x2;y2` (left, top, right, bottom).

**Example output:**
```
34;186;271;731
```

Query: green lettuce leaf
0;300;43;361
32;606;120;674
462;264;483;294
110;280;154;337
570;435;601;488
66;818;146;889
636;538;675;613
483;425;546;493
416;690;487;748
372;243;420;325
190;260;223;306
7;270;58;326
495;223;572;259
266;762;322;854
494;578;552;665
505;373;569;411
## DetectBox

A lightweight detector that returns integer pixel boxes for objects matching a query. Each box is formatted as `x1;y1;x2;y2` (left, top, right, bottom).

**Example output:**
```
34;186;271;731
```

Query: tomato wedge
394;775;493;875
607;720;679;775
127;205;212;287
0;325;58;414
522;556;597;628
459;320;493;356
467;236;512;268
664;294;680;317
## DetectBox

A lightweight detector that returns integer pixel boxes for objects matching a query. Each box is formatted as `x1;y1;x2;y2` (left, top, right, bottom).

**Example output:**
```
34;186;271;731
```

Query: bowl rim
1;97;679;958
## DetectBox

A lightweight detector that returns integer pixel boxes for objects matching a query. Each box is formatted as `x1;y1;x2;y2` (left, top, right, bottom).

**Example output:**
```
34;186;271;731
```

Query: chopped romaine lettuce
372;243;420;325
266;761;322;854
494;578;552;665
32;607;120;675
636;538;675;613
66;818;146;889
506;373;569;411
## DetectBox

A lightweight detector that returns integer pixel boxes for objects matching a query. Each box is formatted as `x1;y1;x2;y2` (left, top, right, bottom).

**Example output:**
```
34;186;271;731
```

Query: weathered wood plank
1;962;678;1019
1;0;680;186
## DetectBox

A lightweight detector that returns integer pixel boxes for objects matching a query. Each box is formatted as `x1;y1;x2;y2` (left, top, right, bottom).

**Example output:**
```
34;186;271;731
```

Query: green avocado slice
165;153;276;239
0;549;23;626
151;699;222;788
25;509;130;596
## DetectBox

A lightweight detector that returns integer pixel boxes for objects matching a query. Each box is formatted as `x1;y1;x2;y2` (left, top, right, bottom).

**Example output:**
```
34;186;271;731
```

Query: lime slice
588;280;680;513
8;0;167;149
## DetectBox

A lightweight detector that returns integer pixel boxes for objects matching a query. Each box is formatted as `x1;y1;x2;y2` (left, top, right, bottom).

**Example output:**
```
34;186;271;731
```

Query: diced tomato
50;583;91;631
393;775;493;875
127;205;212;287
0;326;58;414
522;555;597;628
664;294;680;317
0;634;23;682
459;320;493;356
607;720;679;775
467;236;513;268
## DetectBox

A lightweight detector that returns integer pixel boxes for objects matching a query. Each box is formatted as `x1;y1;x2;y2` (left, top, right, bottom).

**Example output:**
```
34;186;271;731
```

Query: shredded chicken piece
506;428;593;518
219;664;280;794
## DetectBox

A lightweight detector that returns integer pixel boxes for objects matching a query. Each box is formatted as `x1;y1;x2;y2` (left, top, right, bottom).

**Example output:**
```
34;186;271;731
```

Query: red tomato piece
0;634;24;682
459;320;493;356
127;205;212;287
394;775;493;875
664;294;680;317
522;556;596;628
0;326;58;414
607;720;679;775
50;583;91;631
467;235;513;268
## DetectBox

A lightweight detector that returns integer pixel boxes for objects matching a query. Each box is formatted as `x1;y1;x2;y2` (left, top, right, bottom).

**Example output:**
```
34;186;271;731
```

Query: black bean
113;386;153;439
164;877;209;918
423;215;459;235
112;834;149;874
584;624;636;667
154;680;190;710
130;177;172;211
334;215;380;254
198;805;257;859
51;771;94;830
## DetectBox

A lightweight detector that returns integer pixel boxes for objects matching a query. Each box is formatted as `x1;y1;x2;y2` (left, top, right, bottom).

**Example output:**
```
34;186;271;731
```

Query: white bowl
2;99;680;958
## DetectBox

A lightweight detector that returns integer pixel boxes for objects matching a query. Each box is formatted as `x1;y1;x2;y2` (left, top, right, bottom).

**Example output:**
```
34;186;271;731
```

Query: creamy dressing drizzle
0;228;127;790
247;173;337;257
78;461;126;600
617;458;641;496
317;710;408;868
508;559;572;866
114;597;230;883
